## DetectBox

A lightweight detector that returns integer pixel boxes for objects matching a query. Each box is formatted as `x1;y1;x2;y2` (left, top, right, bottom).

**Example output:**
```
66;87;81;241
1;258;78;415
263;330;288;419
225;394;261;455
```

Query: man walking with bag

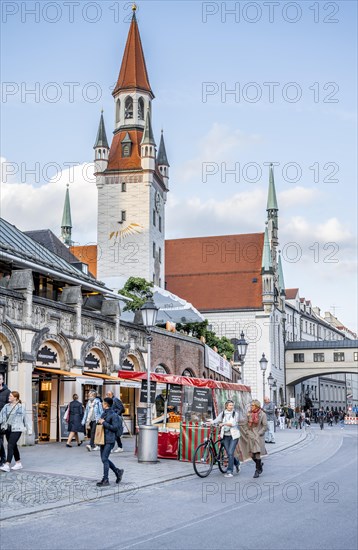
96;397;124;487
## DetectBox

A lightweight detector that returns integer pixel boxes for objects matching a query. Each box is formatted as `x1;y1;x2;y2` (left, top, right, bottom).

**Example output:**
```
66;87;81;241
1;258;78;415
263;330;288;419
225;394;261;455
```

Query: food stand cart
118;371;251;460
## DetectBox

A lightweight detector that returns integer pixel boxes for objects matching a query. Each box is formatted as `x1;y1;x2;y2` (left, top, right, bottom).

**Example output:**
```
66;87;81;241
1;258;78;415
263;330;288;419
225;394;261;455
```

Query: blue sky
1;1;357;331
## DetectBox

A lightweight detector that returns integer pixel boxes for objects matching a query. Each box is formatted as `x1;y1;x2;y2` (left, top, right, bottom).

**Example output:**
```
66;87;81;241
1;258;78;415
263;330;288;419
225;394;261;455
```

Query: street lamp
138;294;159;463
231;332;248;381
267;372;274;401
259;353;268;403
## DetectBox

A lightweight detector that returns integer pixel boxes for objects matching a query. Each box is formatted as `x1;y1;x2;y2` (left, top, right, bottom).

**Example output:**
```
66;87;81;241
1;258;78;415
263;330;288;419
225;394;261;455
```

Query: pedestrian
81;390;103;451
0;373;10;466
246;400;268;478
263;397;275;443
318;408;325;430
96;397;124;487
65;394;84;447
211;400;241;478
286;406;294;429
339;410;346;429
106;390;125;453
0;391;32;471
279;407;285;430
305;409;311;427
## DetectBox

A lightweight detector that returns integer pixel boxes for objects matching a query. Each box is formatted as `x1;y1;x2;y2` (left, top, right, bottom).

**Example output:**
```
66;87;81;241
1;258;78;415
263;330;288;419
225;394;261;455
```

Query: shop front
118;371;252;460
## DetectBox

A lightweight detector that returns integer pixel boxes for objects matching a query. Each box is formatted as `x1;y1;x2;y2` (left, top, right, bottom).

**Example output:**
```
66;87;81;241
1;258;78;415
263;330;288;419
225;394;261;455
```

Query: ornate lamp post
231;331;248;381
259;353;268;403
267;372;274;401
137;294;159;463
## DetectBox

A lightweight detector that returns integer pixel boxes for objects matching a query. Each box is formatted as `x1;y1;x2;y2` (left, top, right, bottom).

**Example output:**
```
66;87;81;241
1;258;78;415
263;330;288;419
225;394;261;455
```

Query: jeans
0;433;6;463
100;442;116;480
222;436;239;474
115;434;122;449
265;420;275;442
279;417;285;429
5;430;21;463
89;420;97;448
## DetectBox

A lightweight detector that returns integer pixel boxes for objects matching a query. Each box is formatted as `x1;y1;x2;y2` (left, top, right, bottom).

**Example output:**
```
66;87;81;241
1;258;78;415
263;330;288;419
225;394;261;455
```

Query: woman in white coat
212;400;240;478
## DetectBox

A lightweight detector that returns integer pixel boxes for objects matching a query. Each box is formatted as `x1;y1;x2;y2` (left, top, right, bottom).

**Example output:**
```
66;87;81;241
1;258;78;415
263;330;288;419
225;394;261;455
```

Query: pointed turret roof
157;130;169;166
61;185;72;229
261;227;273;272
113;8;153;97
141;109;156;146
278;254;286;295
267;163;278;211
94;111;109;149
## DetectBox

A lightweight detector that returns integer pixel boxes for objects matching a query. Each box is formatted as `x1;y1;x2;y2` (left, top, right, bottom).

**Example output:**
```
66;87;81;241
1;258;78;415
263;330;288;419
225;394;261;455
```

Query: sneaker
93;446;100;451
224;472;233;478
115;468;124;484
0;464;10;472
96;479;109;487
11;462;23;470
114;447;124;453
86;445;92;452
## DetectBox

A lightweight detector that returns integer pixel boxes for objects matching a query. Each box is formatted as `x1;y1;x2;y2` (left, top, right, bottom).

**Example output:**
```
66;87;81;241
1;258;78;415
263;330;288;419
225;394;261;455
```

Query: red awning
117;371;250;392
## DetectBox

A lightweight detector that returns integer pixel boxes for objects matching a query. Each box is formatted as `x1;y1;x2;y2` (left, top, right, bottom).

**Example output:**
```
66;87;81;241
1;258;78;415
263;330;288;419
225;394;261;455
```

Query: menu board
60;405;70;440
136;407;147;427
140;380;157;404
168;384;182;406
192;388;210;413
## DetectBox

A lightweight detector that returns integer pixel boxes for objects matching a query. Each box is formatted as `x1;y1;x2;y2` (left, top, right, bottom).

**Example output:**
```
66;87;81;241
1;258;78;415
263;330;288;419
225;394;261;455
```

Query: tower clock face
155;191;161;212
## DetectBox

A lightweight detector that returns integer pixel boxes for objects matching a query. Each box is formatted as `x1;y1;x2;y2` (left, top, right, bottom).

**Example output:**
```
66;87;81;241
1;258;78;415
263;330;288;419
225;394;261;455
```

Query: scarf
248;406;260;428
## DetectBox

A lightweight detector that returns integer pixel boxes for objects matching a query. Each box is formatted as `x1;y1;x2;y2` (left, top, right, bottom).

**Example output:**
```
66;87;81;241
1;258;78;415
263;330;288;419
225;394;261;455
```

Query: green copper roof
141;109;156;146
261;227;273;272
278;254;286;294
61;185;72;229
267;164;278;211
94;111;109;149
157;130;169;166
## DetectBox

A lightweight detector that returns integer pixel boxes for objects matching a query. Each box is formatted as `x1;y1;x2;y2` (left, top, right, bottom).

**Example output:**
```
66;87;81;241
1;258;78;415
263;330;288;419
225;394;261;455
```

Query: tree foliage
118;277;154;312
176;321;235;360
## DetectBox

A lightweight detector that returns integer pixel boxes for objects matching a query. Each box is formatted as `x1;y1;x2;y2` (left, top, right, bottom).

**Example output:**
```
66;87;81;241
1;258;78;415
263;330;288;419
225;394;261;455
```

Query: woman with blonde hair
0;391;32;471
246;399;268;478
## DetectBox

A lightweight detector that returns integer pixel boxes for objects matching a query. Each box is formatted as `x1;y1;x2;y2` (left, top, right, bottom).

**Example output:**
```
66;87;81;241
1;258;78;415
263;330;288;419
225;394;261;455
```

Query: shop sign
37;345;57;365
206;346;232;379
192;388;210;413
84;353;100;371
136;407;147;427
168;384;182;406
140;380;157;404
121;358;135;371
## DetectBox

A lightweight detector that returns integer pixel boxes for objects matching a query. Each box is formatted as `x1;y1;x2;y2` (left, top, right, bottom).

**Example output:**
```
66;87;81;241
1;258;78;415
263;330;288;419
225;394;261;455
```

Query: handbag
230;427;241;440
0;405;17;434
64;406;70;423
94;423;105;445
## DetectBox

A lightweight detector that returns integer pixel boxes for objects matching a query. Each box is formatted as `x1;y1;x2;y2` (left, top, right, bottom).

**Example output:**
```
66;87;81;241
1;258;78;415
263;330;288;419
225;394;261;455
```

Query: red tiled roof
113;14;153;97
107;129;143;171
165;233;264;311
285;288;299;300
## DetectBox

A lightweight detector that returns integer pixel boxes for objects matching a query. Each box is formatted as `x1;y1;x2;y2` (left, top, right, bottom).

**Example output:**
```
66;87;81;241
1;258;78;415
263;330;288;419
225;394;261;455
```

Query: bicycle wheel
217;444;229;474
193;442;214;477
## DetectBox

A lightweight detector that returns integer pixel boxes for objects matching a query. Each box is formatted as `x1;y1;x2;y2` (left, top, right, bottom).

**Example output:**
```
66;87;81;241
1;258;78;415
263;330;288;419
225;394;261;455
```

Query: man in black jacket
0;374;10;465
106;391;125;453
96;397;124;487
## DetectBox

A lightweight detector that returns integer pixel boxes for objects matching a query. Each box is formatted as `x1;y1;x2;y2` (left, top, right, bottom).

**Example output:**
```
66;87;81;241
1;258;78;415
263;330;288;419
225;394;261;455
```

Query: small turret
262;227;274;312
61;184;73;246
141;109;156;171
157;130;170;188
94;111;109;175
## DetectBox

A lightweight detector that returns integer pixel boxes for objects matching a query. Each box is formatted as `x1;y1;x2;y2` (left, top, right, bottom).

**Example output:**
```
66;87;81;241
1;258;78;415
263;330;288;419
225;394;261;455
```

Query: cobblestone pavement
0;428;307;519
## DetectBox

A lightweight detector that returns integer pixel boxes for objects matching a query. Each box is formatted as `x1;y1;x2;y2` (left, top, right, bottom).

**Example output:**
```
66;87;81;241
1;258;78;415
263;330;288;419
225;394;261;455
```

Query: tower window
153;210;156;226
138;97;144;120
121;211;126;222
116;99;120;123
153;242;156;258
124;96;133;119
122;144;130;157
121;182;126;192
159;216;162;232
159;247;162;264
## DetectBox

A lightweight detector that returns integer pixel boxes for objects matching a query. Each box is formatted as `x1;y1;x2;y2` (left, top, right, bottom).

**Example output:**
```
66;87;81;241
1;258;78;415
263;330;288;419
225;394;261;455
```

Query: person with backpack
211;400;240;478
96;397;124;487
106;391;125;453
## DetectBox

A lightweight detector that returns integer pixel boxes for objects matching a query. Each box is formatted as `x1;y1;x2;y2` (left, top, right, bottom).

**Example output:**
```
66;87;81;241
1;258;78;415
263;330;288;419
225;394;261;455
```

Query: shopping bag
94;424;104;445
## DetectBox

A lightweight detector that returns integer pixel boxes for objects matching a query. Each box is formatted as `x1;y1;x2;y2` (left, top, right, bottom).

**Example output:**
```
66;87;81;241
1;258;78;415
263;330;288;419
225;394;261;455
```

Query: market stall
118;371;251;460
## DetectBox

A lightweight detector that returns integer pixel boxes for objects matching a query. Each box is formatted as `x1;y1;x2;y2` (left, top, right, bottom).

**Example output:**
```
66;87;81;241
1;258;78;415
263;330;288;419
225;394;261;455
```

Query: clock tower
95;5;169;289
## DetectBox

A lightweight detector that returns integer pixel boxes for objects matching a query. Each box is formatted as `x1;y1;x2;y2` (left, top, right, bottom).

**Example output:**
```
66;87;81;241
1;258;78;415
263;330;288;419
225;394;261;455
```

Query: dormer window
138;97;144;120
124;96;133;119
121;132;132;157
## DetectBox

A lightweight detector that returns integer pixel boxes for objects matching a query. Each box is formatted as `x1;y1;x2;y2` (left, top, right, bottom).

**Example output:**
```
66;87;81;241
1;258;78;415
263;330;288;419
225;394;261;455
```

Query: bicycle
192;424;229;478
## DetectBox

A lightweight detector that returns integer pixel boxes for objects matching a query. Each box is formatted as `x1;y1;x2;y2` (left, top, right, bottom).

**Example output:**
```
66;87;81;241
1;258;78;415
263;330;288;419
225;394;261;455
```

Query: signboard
121;359;135;371
60;405;70;440
206;346;232;379
140;380;157;404
84;353;100;371
136;407;147;427
37;345;57;365
168;384;182;407
192;388;210;413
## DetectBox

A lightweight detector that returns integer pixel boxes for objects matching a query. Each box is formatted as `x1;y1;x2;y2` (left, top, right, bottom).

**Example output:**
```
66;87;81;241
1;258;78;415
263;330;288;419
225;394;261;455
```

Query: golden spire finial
132;3;137;11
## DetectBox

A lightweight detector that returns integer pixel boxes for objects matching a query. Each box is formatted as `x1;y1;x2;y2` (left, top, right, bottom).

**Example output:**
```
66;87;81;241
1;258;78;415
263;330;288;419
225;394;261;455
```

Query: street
1;425;357;550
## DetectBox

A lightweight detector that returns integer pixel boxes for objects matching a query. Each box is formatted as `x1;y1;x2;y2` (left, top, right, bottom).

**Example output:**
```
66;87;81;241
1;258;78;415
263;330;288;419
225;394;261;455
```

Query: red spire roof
113;12;153;97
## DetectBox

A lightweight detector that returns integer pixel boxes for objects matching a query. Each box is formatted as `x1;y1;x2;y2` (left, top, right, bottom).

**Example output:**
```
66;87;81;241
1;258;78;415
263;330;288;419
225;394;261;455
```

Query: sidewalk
0;428;307;520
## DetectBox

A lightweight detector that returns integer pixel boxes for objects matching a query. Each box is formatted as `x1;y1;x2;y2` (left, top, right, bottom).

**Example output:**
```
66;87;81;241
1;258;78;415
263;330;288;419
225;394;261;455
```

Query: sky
1;0;357;332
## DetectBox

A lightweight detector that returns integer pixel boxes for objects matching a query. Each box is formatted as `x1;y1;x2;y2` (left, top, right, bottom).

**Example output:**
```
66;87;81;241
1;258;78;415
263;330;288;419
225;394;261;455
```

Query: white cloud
279;187;321;208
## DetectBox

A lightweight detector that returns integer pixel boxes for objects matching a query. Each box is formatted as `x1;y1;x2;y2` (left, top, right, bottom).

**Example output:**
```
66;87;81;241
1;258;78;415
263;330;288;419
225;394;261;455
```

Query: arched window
124;96;133;119
182;368;194;377
138;97;144;120
155;365;168;374
145;146;148;156
116;99;120;123
98;150;102;159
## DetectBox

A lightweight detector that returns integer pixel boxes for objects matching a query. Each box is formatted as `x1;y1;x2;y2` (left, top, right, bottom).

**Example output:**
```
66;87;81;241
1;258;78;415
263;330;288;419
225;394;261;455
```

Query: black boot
253;459;260;478
257;459;263;474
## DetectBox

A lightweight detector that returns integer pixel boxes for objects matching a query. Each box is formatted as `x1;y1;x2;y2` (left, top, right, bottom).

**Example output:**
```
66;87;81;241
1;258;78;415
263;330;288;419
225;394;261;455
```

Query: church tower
96;5;169;289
